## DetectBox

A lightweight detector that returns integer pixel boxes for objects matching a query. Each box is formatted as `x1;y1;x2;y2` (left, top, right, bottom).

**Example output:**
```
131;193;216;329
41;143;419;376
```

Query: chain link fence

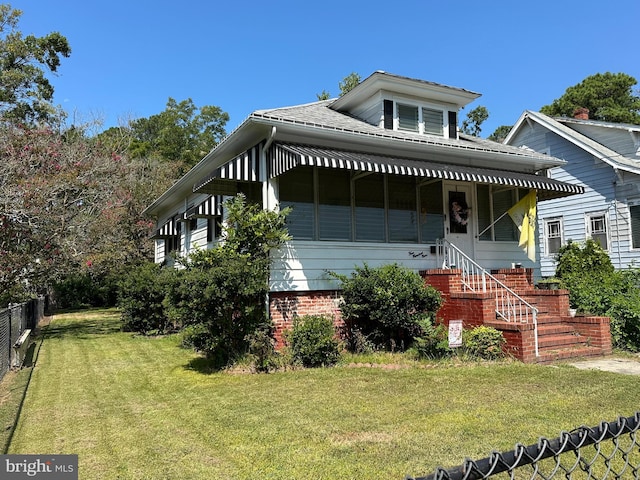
0;297;46;382
409;413;640;480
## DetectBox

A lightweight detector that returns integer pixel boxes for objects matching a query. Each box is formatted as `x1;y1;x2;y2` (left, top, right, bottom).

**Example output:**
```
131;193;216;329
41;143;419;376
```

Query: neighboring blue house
505;109;640;276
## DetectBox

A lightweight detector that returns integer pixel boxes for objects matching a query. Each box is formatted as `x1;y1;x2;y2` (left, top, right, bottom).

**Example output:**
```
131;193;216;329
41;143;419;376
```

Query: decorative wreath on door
450;200;469;226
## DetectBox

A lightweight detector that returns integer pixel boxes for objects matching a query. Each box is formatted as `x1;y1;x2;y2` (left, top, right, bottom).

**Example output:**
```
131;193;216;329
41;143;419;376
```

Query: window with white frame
422;107;443;136
393;101;445;136
397;104;419;132
545;218;563;255
587;212;608;250
630;202;640;249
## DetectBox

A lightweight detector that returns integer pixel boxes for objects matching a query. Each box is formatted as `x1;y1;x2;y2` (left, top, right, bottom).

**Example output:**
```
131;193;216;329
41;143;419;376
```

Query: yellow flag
507;190;537;262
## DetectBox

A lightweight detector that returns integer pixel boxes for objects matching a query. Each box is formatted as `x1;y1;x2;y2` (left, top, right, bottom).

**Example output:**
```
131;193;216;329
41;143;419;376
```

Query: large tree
0;123;177;305
540;72;640;124
0;4;71;124
126;97;229;171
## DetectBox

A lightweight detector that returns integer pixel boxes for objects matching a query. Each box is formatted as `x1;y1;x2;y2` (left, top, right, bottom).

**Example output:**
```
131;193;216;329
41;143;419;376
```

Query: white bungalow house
144;72;606;363
505;109;640;277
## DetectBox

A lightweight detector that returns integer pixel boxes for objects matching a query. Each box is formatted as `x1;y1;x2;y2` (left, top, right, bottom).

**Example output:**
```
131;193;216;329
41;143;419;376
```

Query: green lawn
2;309;639;479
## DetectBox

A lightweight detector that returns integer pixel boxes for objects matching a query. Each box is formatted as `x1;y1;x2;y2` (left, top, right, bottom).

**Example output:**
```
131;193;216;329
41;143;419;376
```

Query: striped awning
269;144;584;200
183;195;222;220
194;143;262;194
150;217;180;239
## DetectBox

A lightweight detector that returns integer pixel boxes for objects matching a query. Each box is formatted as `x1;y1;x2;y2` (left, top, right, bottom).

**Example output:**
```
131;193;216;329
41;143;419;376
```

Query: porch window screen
476;185;492;241
420;181;444;243
354;174;385;242
388;176;418;242
318;169;351;241
493;189;518;241
546;218;562;255
589;213;608;250
279;167;315;240
422;107;443;136
631;204;640;249
398;104;419;132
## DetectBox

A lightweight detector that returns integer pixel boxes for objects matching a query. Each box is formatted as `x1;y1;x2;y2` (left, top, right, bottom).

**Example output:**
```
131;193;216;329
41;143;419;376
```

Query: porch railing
435;239;538;357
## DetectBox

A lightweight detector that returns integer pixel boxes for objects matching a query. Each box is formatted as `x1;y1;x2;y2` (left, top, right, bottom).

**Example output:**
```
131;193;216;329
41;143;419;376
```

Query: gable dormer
330;71;480;140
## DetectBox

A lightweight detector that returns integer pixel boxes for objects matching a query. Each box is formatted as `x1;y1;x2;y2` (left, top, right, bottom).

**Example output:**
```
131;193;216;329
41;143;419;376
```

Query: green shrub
555;240;640;351
117;262;171;334
165;248;269;366
335;263;442;351
53;270;120;310
163;194;290;368
463;326;506;360
286;315;340;368
246;325;278;373
412;321;453;359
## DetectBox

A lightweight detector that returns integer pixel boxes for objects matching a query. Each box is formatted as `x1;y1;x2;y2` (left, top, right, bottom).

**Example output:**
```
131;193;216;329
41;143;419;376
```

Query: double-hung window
587;212;608;250
545;218;563;256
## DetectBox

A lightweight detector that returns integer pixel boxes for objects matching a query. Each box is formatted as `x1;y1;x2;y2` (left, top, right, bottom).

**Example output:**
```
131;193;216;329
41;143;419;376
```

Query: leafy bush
555;240;640;351
164;194;291;368
286;315;340;368
165;248;268;367
412;320;453;359
463;326;506;360
53;271;119;310
246;325;278;373
117;262;171;334
336;263;442;351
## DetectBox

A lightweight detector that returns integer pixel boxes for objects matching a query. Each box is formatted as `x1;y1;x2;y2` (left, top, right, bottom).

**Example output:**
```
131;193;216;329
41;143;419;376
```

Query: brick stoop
421;267;612;364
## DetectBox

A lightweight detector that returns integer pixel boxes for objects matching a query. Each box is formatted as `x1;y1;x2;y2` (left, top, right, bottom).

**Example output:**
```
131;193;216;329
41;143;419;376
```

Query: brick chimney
573;107;589;120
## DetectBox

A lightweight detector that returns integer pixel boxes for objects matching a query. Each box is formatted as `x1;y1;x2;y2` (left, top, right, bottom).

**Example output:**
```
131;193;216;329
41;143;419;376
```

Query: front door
444;184;474;258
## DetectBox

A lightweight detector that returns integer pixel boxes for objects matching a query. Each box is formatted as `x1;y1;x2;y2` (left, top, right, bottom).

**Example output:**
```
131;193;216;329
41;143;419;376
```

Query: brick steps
536;346;605;364
422;267;612;364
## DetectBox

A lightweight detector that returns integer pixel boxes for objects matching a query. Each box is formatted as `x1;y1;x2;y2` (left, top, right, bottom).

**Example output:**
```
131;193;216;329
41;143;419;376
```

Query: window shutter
383;100;393;129
448;111;457;139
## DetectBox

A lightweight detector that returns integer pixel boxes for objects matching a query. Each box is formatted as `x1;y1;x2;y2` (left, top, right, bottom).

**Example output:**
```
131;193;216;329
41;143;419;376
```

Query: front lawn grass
5;309;639;479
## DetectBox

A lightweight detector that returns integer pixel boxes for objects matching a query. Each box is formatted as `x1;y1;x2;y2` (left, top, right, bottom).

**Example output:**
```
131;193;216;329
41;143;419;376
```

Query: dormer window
422;107;444;136
398;104;419;132
385;99;448;137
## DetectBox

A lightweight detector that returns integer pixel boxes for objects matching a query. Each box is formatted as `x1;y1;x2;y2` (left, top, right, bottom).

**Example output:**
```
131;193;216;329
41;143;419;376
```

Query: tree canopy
461;106;489;136
540;72;640;125
0;4;71;124
316;72;362;100
97;98;229;172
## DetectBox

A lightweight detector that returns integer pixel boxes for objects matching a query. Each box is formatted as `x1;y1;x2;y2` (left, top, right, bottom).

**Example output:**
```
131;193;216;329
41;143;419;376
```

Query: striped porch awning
269;144;584;200
150;216;181;239
194;143;262;194
183;195;222;220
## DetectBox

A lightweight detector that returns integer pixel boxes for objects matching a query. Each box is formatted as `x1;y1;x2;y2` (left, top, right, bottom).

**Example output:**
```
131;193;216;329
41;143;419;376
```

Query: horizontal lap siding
270;241;441;291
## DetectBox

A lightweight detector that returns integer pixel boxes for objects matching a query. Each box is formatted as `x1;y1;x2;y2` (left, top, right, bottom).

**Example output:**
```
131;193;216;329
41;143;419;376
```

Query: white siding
269;238;537;292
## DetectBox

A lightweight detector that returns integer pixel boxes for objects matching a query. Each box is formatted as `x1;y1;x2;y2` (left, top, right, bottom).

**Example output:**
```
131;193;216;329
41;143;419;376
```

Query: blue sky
10;0;640;138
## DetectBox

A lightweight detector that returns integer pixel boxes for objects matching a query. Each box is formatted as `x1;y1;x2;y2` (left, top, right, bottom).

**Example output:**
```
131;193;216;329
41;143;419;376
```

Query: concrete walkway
568;356;640;375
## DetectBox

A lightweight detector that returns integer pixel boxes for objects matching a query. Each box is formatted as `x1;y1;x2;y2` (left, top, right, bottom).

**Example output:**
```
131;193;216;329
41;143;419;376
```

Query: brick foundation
269;290;344;347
